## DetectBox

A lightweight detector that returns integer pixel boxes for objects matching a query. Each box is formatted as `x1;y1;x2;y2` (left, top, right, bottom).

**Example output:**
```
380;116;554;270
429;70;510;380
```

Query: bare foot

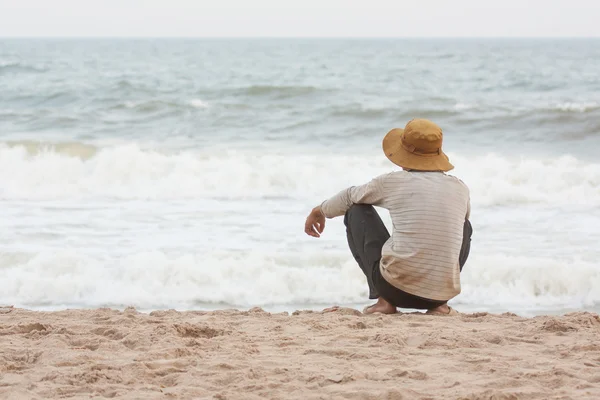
426;304;458;316
363;298;397;314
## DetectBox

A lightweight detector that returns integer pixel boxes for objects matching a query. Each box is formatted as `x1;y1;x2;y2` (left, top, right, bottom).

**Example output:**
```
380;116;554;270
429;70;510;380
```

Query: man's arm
305;176;386;238
320;175;386;218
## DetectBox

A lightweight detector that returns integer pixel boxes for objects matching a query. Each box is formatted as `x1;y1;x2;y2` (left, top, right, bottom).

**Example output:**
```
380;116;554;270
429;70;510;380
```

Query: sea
1;38;599;317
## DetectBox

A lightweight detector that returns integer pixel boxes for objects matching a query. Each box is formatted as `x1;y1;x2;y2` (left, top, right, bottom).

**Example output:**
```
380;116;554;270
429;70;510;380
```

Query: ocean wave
552;102;600;113
329;104;390;119
189;99;209;109
23;91;79;108
105;98;210;113
326;100;497;119
330;100;600;120
0;61;48;74
0;249;366;309
119;100;178;112
327;104;467;120
0;142;599;206
508;101;600;116
1;140;98;159
494;101;600;116
457;153;600;207
458;253;600;309
454;103;475;111
239;85;321;98
428;101;600;117
110;79;167;95
1;248;597;310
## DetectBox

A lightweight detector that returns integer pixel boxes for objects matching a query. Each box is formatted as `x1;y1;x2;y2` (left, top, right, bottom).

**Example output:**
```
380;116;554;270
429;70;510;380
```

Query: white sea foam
554;102;599;113
189;99;209;108
1;248;598;311
0;143;599;207
0;249;366;309
458;254;600;309
1;142;598;313
454;103;474;111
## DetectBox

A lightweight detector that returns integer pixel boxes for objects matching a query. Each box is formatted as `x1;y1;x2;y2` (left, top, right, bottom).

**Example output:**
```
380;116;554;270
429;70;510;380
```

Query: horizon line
2;35;600;40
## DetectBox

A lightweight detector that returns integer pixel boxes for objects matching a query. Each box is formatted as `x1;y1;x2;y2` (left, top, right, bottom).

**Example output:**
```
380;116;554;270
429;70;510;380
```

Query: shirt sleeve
466;198;471;220
320;174;387;218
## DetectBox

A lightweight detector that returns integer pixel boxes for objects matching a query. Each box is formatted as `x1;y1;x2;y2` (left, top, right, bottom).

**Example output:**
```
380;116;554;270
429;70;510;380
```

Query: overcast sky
1;0;599;38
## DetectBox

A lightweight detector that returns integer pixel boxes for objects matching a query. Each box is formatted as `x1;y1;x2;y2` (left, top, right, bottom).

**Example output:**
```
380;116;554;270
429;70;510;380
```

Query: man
304;119;472;315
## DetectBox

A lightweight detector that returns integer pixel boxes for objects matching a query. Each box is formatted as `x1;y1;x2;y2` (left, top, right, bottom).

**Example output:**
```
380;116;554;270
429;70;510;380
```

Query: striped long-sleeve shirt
321;171;470;301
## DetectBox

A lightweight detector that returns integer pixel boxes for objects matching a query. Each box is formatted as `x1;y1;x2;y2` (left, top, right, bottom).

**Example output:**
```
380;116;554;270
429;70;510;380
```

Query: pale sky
1;0;599;38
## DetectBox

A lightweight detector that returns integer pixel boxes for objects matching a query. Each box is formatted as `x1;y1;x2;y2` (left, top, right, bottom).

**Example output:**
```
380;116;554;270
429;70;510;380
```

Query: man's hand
304;206;326;238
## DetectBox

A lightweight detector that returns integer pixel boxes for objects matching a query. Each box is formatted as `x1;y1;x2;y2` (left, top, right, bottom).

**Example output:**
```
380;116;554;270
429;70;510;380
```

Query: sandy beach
1;306;599;399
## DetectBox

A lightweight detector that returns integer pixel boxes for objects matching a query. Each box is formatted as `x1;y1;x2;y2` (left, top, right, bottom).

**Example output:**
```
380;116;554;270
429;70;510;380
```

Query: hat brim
382;128;454;172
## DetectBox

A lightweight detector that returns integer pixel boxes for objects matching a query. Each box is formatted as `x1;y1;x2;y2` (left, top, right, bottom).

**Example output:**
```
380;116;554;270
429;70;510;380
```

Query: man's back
378;171;470;301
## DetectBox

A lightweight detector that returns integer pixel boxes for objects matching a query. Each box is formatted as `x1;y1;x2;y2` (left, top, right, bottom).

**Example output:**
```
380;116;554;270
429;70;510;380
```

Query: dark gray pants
344;204;472;310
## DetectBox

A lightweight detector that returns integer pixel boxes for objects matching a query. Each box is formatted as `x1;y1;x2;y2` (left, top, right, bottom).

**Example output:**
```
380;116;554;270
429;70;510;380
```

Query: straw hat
382;119;454;172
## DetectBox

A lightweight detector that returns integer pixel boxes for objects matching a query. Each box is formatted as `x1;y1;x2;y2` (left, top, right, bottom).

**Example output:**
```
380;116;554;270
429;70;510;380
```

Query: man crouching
305;119;472;315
